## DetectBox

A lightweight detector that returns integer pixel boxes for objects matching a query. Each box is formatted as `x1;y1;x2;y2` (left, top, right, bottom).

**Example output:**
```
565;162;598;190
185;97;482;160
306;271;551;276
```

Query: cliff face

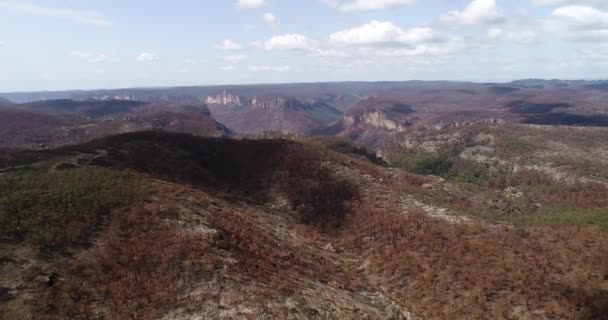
344;110;412;132
205;91;242;106
314;98;420;152
251;96;288;110
206;93;307;111
207;93;342;135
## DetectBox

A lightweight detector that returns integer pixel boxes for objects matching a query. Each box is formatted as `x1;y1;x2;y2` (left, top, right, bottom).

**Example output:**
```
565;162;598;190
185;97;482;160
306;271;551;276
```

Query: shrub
312;137;387;166
398;148;461;177
449;160;494;184
71;131;288;201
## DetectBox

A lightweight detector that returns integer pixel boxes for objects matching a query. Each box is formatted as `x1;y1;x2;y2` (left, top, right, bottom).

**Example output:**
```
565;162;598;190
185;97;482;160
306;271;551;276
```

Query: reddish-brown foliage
342;202;608;319
39;207;213;319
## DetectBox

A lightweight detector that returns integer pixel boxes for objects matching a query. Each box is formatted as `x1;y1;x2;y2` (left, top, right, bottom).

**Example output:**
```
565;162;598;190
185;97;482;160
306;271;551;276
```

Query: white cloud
532;0;606;7
321;20;467;66
219;65;237;71
441;0;504;25
183;58;208;65
0;2;111;27
169;68;190;74
311;48;351;58
263;12;277;26
580;47;608;61
237;0;265;9
264;34;317;51
552;5;608;29
339;0;415;11
488;27;537;44
216;39;243;50
488;27;503;38
329;21;436;47
320;0;339;8
532;0;571;5
358;38;465;59
225;54;247;64
70;51;109;63
546;5;608;41
259;34;349;58
136;52;159;62
249;65;292;72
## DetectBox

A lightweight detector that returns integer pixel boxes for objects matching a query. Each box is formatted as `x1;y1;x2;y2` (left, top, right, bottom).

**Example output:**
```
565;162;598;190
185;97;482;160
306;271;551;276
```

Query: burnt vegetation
62;131;360;227
1;130;607;319
489;85;520;94
0;167;140;250
524;112;608;127
23;99;146;118
505;100;573;114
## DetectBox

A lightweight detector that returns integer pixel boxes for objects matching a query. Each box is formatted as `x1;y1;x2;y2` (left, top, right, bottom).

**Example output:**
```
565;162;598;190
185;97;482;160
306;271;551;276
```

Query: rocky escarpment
432;118;505;130
318;98;418;151
251;96;287;109
205;92;323;112
207;94;342;135
342;110;413;132
344;98;417;131
205;91;242;106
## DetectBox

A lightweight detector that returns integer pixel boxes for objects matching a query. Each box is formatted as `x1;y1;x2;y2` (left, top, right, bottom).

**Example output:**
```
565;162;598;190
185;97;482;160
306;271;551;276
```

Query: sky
1;0;608;92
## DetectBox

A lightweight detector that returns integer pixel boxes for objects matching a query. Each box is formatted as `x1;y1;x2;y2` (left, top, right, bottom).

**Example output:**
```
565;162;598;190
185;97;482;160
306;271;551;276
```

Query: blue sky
1;0;607;91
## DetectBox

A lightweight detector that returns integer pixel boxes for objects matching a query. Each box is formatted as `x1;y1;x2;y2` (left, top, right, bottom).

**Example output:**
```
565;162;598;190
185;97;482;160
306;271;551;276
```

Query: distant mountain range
4;80;607;104
2;80;608;150
0;100;228;149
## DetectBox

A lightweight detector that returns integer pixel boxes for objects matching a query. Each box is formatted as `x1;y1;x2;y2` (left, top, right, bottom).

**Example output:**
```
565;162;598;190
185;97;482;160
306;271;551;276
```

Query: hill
12;99;146;118
0;97;12;105
0;108;85;148
1;131;607;319
4;81;608;141
0;100;229;149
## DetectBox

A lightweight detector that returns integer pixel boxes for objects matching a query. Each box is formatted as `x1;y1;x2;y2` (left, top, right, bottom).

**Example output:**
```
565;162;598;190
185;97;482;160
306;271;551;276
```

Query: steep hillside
1;131;607;319
319;97;419;150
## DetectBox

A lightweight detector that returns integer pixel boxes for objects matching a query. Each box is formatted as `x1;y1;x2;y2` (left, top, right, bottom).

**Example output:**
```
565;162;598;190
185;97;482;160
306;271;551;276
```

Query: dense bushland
398;148;462;177
40;207;212;319
70;131;361;228
309;136;387;165
0;167;139;250
344;204;608;319
69;131;287;197
397;145;608;227
2;131;604;319
277;145;360;228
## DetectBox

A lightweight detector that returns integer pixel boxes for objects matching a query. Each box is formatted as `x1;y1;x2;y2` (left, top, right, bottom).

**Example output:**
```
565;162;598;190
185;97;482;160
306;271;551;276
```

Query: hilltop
1;131;607;319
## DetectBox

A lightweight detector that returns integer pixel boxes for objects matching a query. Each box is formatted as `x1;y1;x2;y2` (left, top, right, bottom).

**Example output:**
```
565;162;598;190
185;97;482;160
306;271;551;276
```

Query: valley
1;81;608;319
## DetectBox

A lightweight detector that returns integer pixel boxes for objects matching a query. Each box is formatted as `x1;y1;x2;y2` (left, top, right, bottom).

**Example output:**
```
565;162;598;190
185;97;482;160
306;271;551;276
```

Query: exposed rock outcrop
205;91;242;106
